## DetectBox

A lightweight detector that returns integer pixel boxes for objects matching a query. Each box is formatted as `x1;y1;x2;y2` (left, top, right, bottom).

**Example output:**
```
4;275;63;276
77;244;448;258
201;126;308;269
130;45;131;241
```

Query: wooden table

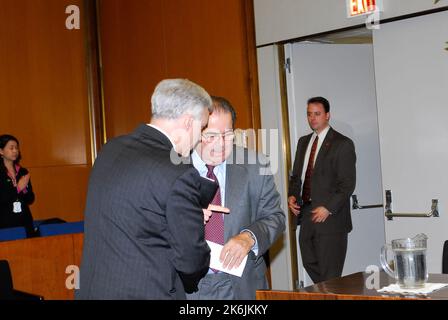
257;272;448;300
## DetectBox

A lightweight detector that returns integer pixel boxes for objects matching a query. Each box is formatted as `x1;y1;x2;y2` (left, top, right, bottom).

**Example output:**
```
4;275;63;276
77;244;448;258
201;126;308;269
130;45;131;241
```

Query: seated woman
0;135;36;237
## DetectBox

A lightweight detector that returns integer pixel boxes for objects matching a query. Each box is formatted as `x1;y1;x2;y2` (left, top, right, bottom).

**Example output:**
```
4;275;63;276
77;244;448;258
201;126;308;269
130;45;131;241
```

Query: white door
257;45;294;290
373;11;448;273
285;42;386;286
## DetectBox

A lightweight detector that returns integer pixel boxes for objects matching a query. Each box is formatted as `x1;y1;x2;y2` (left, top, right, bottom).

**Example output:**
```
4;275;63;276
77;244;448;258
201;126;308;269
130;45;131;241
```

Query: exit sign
347;0;378;17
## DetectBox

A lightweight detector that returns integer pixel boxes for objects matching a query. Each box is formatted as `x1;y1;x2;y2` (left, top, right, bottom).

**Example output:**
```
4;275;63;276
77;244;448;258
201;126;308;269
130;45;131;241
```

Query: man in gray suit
187;96;285;300
288;96;356;283
77;79;212;299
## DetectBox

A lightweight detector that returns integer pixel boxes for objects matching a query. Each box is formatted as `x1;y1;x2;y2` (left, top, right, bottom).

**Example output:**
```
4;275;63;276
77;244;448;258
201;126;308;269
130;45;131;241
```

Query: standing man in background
188;96;285;299
77;79;212;299
288;96;356;283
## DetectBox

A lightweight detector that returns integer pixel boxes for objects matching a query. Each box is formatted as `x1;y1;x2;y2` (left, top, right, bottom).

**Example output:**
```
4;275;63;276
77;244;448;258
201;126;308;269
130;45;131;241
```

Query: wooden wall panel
73;232;84;268
0;0;91;166
0;234;79;300
163;0;253;129
99;0;166;138
99;0;258;138
29;166;90;222
0;0;91;221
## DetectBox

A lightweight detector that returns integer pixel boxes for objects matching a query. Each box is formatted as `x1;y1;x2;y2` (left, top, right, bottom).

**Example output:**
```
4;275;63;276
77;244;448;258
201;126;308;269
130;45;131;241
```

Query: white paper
377;283;448;295
206;240;247;277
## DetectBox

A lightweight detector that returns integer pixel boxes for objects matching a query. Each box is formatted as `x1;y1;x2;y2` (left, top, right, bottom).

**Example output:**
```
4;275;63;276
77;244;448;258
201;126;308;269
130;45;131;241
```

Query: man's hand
202;208;212;224
311;206;330;223
203;204;229;225
219;232;254;270
288;196;301;216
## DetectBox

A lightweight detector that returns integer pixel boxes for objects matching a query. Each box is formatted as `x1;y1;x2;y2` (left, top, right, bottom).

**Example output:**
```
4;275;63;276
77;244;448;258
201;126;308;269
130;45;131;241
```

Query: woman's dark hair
0;135;21;171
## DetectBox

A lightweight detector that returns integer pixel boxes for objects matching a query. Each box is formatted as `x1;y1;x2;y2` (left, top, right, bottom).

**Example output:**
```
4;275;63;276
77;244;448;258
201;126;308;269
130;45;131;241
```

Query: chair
33;218;67;229
443;240;448;274
39;221;84;237
0;260;43;300
0;226;27;242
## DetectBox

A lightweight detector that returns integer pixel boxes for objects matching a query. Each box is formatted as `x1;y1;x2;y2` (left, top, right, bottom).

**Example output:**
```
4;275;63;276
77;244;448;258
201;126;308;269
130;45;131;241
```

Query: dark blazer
76;124;210;300
289;128;356;234
221;146;285;299
0;166;35;236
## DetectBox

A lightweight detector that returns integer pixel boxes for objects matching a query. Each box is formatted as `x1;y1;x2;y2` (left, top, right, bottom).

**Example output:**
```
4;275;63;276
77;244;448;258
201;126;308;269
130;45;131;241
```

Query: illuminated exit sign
347;0;378;17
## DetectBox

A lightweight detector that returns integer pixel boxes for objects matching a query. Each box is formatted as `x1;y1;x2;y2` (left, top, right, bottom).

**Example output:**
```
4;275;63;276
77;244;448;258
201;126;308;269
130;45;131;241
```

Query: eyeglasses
202;131;235;142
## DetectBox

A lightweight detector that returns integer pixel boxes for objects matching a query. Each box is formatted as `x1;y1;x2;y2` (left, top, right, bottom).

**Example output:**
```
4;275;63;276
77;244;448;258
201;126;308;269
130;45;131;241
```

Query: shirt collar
314;125;331;141
191;150;226;175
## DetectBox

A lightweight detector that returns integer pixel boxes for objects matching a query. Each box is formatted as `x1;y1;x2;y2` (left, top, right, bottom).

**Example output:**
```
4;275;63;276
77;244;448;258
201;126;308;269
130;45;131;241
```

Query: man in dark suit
76;79;212;299
187;97;285;299
288;97;356;283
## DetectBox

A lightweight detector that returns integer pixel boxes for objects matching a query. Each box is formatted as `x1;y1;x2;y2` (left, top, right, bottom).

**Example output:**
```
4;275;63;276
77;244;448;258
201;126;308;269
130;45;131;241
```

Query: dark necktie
205;165;225;246
302;136;318;203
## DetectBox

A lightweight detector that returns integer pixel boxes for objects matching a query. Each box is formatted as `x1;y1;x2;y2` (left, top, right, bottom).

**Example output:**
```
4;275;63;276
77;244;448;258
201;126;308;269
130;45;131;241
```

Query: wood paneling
99;0;259;138
0;0;91;166
29;165;90;222
0;234;83;300
99;0;166;138
73;232;84;268
163;0;253;129
0;0;91;221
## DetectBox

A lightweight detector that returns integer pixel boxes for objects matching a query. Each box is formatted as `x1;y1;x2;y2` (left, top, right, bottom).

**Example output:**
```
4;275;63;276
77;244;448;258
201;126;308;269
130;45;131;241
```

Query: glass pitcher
380;233;428;289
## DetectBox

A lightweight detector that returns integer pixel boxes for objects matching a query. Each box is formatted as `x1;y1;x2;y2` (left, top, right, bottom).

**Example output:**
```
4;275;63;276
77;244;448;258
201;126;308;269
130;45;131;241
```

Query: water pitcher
380;233;428;289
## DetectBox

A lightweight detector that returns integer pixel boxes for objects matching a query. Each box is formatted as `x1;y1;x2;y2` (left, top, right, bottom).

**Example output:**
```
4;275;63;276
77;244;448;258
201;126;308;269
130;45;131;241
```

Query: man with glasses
187;96;285;300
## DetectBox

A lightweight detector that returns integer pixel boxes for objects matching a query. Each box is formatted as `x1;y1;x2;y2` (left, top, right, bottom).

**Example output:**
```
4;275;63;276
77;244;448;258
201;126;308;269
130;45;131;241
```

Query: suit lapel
224;162;246;241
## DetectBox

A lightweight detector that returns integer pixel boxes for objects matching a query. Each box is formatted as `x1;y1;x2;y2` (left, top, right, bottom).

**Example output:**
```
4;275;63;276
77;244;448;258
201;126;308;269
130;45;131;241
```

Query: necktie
302;136;318;203
205;165;225;246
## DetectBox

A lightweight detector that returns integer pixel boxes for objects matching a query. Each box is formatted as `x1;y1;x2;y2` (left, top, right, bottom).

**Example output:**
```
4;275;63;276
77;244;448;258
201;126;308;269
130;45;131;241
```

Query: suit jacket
288;128;356;234
0;166;35;236
219;146;285;299
76;124;210;300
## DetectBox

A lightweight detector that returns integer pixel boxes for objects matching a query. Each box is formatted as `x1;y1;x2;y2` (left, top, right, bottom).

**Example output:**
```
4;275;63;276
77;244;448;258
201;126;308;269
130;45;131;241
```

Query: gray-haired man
77;79;212;299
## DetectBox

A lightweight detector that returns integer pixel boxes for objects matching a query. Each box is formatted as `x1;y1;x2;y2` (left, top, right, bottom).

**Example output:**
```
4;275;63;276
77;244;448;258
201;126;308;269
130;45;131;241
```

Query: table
256;272;448;300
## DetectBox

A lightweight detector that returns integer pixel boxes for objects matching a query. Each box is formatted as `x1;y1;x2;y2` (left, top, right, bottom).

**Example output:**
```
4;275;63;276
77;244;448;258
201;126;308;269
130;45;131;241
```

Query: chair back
39;221;84;237
0;227;27;242
0;260;14;294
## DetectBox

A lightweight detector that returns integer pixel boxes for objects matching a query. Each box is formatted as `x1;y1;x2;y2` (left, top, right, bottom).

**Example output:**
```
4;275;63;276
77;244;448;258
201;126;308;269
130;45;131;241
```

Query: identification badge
13;201;22;213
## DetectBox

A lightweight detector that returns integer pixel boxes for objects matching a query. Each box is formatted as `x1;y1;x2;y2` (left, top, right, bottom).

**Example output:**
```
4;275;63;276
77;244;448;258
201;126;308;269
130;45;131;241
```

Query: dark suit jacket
0;166;35;236
288;128;356;234
219;146;285;299
76;124;210;299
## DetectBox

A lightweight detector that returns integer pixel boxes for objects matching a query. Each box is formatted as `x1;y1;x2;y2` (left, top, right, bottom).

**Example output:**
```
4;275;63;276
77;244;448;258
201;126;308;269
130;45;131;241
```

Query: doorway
284;28;386;287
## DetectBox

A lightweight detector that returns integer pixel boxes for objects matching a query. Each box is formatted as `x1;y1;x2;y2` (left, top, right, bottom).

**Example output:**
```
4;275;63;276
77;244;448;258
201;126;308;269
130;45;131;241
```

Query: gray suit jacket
76;124;210;299
289;127;356;234
219;146;285;299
